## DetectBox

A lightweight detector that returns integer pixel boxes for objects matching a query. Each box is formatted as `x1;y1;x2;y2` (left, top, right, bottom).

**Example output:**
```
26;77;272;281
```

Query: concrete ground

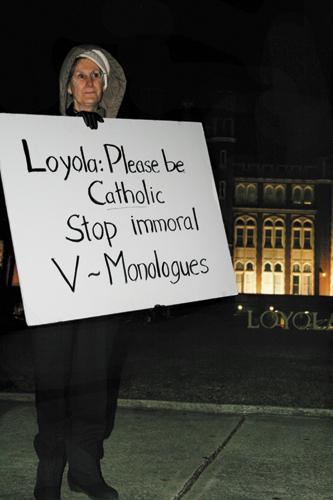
0;396;332;500
1;297;332;498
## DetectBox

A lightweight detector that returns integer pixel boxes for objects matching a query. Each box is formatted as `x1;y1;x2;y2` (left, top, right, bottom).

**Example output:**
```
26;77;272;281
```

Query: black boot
67;445;119;500
33;456;66;500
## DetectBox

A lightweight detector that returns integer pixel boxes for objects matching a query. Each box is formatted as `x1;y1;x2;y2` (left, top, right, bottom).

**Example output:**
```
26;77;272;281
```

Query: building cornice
232;207;317;215
234;177;333;185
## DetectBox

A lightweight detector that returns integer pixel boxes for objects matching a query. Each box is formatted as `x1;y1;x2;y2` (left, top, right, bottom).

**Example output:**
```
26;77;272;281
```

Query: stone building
207;126;333;297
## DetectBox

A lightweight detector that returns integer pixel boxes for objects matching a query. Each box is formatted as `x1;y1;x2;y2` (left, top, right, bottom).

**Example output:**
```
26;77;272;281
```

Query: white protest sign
0;114;237;326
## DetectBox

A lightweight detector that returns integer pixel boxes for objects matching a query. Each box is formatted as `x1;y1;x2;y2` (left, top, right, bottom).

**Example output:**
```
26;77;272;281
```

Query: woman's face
68;58;104;112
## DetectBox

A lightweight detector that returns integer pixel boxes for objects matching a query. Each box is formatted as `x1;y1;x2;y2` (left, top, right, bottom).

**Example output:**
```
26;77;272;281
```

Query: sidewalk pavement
0;394;332;500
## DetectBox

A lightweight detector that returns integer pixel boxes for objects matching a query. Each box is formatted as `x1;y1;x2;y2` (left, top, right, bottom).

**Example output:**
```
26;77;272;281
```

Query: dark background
0;2;331;132
1;1;332;165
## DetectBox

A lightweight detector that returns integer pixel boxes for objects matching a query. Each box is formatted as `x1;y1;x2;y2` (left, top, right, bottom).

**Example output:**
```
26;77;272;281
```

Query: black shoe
34;486;61;500
68;470;119;499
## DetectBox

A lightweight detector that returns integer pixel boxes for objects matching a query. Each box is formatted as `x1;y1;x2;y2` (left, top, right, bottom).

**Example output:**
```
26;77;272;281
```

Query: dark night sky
1;0;333;162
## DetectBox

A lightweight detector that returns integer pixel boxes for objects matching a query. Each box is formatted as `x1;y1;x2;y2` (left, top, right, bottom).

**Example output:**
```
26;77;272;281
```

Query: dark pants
31;315;121;463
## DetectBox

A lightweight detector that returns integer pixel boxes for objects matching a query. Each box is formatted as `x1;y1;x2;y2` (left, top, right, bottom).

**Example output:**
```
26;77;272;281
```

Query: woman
32;44;126;500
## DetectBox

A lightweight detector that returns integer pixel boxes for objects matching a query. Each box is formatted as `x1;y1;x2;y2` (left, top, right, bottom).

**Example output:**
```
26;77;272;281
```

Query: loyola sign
247;309;333;331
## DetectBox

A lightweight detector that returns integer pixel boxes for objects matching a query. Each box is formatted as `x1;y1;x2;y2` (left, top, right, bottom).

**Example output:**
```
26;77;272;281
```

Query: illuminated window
303;222;312;249
246;229;254;247
234;217;257;248
235;261;256;293
303;264;312;295
291;262;312;295
293;186;302;204
292;274;300;294
303;231;311;249
293;230;301;249
273;263;284;294
235;183;257;205
275;220;284;249
263;218;285;249
292;221;301;249
264;184;286;206
262;262;273;293
264;220;273;248
292;219;313;250
235;261;244;292
303;186;313;204
236;228;243;247
292;185;314;205
244;261;256;293
262;262;284;294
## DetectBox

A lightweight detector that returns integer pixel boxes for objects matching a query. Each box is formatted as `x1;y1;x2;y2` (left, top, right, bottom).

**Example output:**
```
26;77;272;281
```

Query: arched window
274;220;284;249
292;220;302;249
247;184;257;205
292;185;314;205
262;262;273;293
275;185;286;204
263;218;285;249
235;261;244;271
262;262;284;294
234;261;256;294
235;184;246;205
264;185;274;204
291;262;313;295
245;219;256;247
292;186;302;204
302;263;312;294
263;220;273;248
234;261;244;292
303;221;312;249
234;217;245;247
234;217;257;248
244;261;256;293
235;183;257;205
273;263;284;294
303;186;314;204
292;219;313;250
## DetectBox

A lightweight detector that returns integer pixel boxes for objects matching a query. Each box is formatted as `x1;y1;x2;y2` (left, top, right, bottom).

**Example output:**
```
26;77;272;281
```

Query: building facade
207;143;333;297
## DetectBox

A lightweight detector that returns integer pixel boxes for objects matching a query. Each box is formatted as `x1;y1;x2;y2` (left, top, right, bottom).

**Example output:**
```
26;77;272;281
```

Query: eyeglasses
72;70;105;82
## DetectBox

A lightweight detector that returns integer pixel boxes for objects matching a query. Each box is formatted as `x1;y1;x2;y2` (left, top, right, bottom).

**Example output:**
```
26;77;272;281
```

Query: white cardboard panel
0;114;237;325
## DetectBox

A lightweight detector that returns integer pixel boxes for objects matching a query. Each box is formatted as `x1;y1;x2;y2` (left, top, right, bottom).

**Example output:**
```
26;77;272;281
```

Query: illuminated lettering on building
246;310;333;331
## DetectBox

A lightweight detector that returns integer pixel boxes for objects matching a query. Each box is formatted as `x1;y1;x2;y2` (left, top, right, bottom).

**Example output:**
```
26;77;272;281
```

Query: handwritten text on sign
0;114;237;325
